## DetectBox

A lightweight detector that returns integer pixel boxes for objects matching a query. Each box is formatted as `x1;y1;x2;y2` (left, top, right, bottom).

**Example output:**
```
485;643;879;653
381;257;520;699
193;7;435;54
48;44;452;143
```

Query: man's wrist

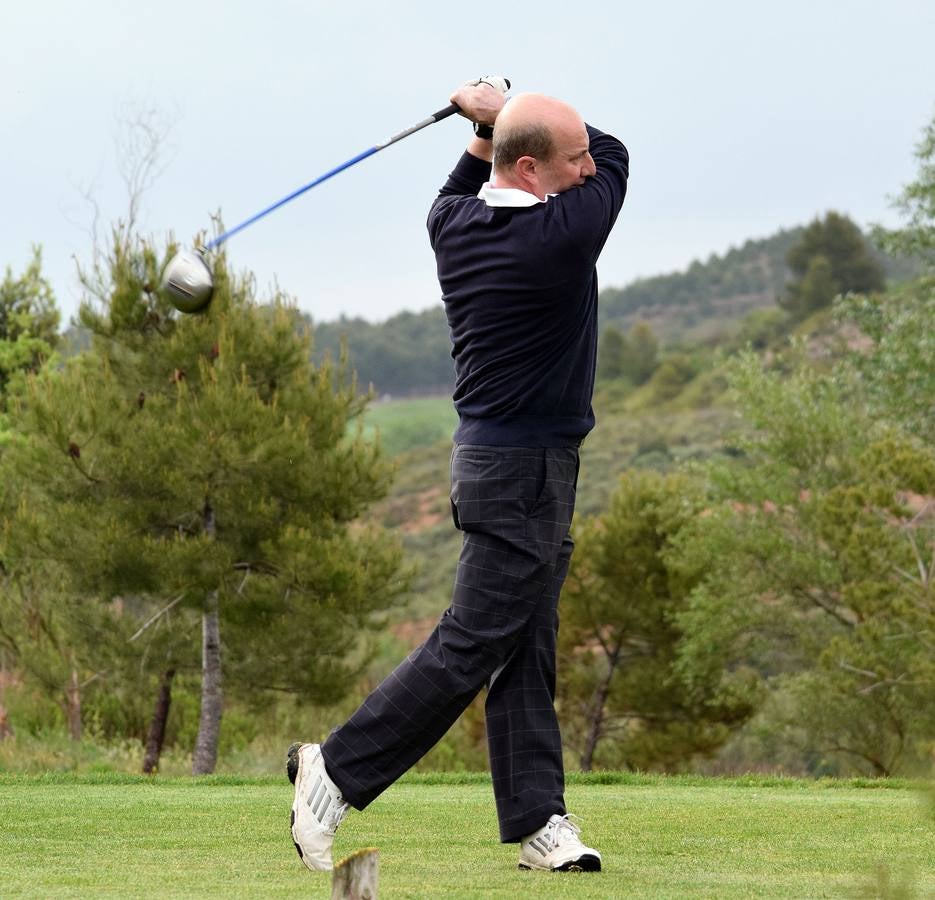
473;122;494;140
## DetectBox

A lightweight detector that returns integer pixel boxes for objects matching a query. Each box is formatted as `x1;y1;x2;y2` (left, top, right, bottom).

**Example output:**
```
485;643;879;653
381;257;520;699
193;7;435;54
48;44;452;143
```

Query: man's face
535;116;596;197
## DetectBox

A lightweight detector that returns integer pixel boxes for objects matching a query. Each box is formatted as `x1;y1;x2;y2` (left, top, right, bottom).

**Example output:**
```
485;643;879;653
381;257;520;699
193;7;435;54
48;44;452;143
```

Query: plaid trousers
321;444;579;842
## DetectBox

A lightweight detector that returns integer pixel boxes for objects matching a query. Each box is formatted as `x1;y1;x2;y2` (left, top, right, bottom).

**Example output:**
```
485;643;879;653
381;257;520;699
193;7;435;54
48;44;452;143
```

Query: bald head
491;93;594;199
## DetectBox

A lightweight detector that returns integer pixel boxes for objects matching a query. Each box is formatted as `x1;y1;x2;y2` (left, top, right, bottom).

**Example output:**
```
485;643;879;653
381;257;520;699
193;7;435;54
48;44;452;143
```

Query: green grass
1;775;932;898
360;395;456;457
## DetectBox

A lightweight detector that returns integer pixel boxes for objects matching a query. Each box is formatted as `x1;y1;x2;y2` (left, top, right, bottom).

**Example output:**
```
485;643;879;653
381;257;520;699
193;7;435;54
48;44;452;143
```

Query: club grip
431;103;460;122
432;77;510;123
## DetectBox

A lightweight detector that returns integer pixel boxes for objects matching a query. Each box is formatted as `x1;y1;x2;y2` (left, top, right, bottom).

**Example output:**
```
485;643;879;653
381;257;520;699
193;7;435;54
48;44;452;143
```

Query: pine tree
2;233;405;772
0;247;59;413
779;212;885;319
0;248;65;741
783;254;836;319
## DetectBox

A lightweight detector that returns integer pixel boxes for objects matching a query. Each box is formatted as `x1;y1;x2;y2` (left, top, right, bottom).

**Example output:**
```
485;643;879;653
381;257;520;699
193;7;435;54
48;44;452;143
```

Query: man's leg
320;446;572;810
485;533;574;842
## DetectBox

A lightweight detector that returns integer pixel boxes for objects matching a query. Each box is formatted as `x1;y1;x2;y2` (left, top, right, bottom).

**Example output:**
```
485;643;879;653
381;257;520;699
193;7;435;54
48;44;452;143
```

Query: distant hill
597;228;804;343
600;228;916;343
306;307;452;398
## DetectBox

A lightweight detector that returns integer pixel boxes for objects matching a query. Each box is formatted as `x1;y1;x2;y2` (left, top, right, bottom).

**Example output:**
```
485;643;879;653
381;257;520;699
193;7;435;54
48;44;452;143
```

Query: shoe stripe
311;781;330;819
305;774;320;808
307;777;322;811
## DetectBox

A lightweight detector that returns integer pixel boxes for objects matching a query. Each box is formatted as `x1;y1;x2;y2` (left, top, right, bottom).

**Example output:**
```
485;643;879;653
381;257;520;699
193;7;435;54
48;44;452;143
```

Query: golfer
289;79;629;873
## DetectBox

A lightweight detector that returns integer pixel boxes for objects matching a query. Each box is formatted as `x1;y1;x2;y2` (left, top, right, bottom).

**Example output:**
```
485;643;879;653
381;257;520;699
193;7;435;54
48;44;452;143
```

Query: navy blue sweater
427;126;628;447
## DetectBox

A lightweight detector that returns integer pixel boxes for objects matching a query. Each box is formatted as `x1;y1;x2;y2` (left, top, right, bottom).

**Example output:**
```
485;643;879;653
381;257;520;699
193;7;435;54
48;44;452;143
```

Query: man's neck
491;172;543;200
491;170;520;190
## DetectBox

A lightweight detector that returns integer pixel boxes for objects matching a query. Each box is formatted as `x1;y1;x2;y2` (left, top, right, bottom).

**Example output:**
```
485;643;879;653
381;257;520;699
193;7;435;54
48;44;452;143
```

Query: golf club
161;76;511;313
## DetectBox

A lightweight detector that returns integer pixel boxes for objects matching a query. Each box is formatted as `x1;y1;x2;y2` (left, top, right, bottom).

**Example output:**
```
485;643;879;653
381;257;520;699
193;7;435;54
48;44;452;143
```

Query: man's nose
582;153;596;177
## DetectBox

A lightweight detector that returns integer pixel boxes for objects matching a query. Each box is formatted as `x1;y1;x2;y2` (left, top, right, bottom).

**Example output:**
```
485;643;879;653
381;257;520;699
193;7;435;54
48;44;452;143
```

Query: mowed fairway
1;774;932;898
359;395;456;457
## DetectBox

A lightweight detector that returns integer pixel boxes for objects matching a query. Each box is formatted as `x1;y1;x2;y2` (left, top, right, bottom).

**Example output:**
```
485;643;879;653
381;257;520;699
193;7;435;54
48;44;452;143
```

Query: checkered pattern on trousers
321;444;579;842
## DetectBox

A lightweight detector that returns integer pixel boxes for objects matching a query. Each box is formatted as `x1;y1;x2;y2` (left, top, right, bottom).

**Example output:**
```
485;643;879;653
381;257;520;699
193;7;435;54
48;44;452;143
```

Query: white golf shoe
287;742;349;872
518;814;602;872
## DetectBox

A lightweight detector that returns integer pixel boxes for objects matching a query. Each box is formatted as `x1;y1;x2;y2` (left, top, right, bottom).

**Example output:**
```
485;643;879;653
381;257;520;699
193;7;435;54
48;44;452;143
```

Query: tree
0;249;61;742
780;212;885;319
2;234;406;773
670;347;935;775
620;321;659;385
558;470;756;772
858;110;935;443
0;248;59;408
646;352;696;403
873;112;935;268
596;325;627;381
794;254;836;316
839;278;935;445
0;566;93;741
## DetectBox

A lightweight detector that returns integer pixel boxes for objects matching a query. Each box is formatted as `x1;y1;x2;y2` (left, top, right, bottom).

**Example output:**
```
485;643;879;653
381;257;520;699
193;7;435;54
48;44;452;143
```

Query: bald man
289;80;628;874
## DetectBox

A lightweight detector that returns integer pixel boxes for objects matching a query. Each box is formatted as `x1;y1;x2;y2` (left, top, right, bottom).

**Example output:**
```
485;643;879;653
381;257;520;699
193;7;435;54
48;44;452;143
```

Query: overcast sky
4;1;934;328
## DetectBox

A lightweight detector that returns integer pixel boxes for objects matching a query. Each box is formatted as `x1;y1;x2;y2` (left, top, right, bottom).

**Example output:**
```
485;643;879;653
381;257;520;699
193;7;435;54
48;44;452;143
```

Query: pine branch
66;450;102;484
791;585;858;629
128;594;185;643
80;671;106;689
232;561;280;576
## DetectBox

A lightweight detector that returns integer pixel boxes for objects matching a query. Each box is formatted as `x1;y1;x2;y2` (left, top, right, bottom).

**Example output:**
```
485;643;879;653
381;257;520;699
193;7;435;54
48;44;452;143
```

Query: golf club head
161;248;214;313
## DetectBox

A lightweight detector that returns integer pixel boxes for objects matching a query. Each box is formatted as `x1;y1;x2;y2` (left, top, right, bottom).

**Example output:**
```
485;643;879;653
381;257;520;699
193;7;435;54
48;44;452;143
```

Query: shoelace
545;814;583;848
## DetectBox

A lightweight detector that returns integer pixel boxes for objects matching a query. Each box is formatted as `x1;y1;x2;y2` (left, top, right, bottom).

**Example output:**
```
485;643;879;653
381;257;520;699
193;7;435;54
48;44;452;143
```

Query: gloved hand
450;76;510;126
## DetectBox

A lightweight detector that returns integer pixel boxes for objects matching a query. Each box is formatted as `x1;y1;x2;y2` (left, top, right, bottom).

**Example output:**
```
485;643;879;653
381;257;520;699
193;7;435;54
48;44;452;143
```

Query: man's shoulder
428;192;492;229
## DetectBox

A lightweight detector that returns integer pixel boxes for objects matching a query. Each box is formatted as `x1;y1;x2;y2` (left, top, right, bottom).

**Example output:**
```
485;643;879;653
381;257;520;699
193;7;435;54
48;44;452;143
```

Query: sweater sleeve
436;151;492;197
557;125;629;262
426;151;492;252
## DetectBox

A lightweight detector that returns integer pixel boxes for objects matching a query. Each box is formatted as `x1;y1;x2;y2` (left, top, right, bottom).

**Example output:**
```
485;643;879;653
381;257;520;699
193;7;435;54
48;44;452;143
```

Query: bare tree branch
73;99;176;308
115;101;174;238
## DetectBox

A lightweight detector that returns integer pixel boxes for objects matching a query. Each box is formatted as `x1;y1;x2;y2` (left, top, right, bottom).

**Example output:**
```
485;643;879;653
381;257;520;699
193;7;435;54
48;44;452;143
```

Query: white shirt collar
477;182;552;208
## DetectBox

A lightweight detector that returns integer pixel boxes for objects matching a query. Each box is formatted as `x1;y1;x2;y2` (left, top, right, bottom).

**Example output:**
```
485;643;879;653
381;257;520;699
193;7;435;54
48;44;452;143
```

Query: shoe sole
286;742;310;864
287;741;305;786
519;854;602;873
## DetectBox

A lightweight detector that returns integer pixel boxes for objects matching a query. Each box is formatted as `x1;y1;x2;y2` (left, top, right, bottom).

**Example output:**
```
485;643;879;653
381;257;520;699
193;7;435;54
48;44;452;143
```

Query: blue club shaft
205;104;460;251
206;147;379;250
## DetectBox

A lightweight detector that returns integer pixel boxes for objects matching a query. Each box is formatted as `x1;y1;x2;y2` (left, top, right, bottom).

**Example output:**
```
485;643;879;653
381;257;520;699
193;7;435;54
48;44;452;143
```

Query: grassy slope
1;775;931;898
366;389;736;623
360;395;457;458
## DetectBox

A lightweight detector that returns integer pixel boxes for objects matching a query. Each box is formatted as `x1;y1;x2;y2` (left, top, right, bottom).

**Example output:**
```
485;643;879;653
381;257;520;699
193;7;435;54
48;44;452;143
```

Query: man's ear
516;156;537;183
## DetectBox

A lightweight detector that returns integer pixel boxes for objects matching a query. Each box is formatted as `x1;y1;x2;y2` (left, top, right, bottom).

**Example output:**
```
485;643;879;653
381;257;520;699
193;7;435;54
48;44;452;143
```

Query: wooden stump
331;848;379;900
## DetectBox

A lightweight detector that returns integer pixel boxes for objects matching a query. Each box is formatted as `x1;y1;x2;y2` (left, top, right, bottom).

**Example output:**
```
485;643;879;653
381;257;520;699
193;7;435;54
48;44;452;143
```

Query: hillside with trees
303;219;917;397
306;307;453;397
